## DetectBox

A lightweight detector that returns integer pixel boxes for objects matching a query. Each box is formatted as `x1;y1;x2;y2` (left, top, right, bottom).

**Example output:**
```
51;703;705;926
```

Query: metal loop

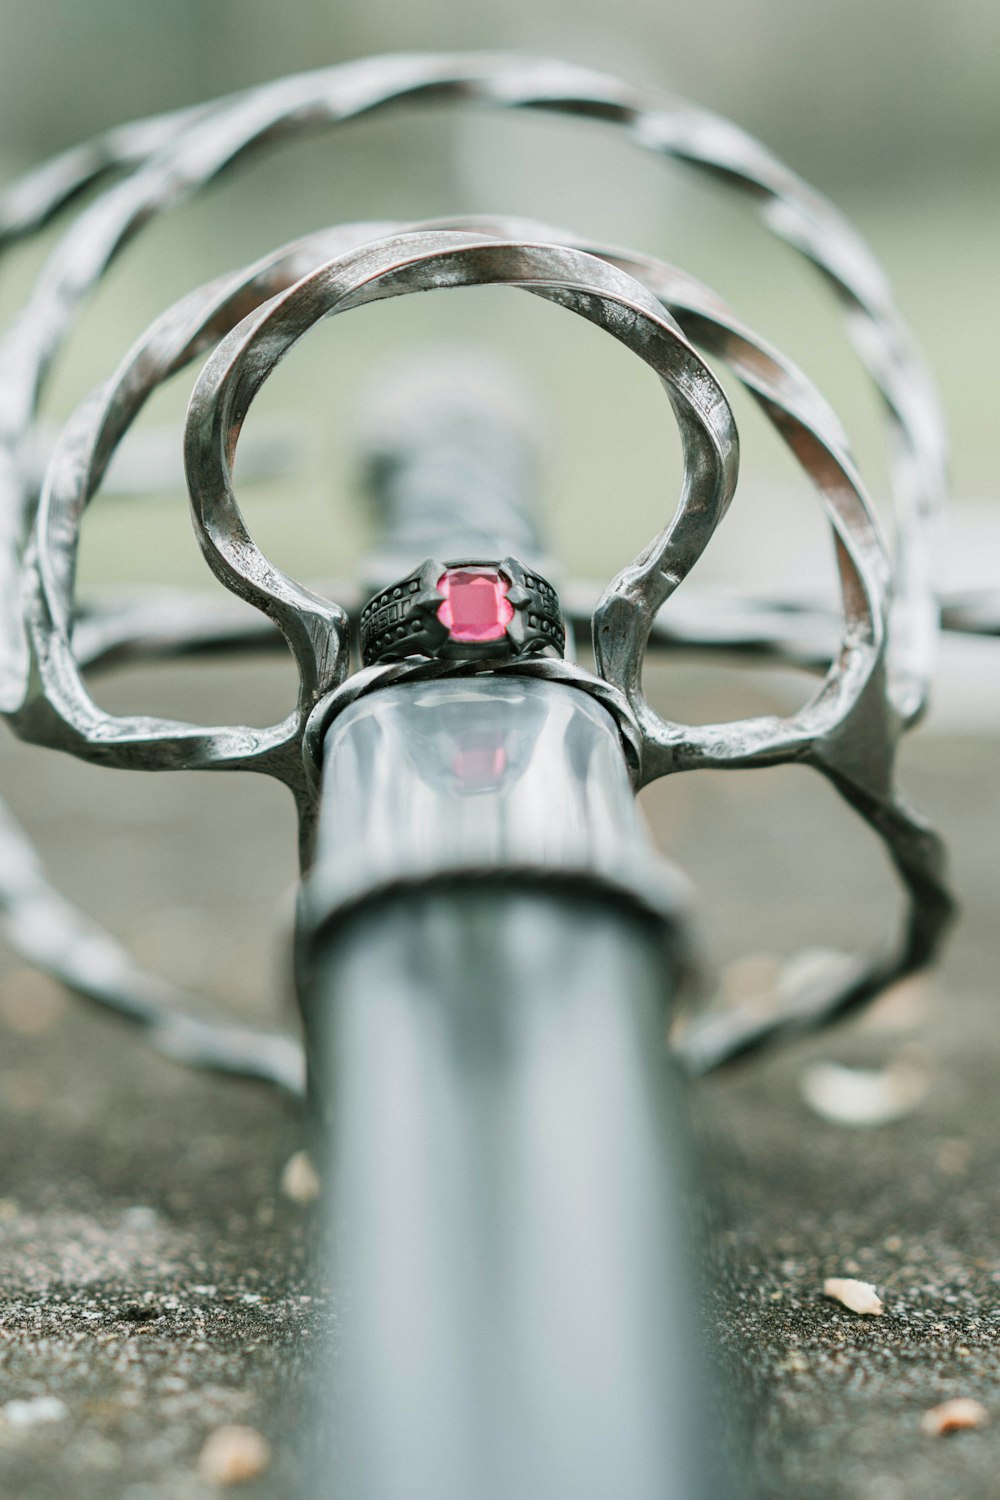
0;52;946;726
182;230;739;767
13;226;398;780
0;51;957;1085
17;228;740;788
438;219;890;787
11;216;952;1073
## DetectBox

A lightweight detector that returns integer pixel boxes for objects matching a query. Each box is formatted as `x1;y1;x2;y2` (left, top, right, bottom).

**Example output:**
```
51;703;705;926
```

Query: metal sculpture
0;53;967;1086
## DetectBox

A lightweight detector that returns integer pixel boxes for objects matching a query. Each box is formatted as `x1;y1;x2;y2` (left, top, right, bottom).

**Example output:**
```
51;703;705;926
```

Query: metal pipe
299;676;732;1500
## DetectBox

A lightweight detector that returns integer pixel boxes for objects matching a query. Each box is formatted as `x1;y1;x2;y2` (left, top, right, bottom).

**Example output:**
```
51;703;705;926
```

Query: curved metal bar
674;786;952;1074
16;229;736;782
445;225;951;1057
177;216;947;1069
183;233;738;771
455;222;889;782
0;104;208;246
1;223;734;1089
293;219;948;1071
66;579;1000;690
0;46;955;1084
940;590;1000;637
14;227;395;777
0;793;304;1095
6;211;953;1079
72;590;289;671
18;205;911;808
0;52;944;727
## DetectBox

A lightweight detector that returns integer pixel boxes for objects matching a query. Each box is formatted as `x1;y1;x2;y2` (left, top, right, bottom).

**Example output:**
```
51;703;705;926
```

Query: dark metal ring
359;556;565;666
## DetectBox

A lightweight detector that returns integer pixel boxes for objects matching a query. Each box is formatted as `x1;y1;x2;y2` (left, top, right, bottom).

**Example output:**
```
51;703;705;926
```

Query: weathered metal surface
0;53;949;719
0;54;965;1082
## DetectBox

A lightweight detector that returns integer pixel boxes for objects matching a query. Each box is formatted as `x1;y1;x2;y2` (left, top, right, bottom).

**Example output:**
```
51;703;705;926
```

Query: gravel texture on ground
0;661;996;1498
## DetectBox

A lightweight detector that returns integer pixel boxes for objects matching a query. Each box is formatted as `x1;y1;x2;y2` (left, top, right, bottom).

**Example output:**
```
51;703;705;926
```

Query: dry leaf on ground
280;1149;321;1205
199;1424;272;1485
920;1398;988;1436
823;1277;884;1315
801;1050;930;1127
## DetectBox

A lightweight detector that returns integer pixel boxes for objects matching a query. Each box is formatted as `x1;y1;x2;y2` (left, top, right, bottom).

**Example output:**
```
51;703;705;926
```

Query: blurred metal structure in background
0;51;977;1086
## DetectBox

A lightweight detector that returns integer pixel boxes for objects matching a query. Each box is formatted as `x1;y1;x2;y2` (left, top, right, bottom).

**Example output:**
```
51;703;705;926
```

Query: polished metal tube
300;676;730;1500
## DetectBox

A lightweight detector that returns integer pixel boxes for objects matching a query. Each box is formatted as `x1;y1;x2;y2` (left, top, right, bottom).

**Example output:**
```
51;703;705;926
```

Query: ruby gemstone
436;566;514;643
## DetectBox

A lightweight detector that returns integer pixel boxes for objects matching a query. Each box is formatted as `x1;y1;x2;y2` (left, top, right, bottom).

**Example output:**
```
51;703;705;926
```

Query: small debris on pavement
920;1398;988;1436
1;1396;68;1426
823;1278;885;1315
280;1149;321;1204
121;1205;159;1230
199;1424;272;1485
801;1050;930;1127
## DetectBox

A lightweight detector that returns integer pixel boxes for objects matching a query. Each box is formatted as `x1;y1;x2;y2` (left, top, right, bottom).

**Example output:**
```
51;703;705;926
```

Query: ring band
360;557;565;666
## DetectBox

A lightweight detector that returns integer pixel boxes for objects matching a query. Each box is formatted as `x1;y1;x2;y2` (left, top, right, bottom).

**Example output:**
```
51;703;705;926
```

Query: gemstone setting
359;555;564;665
436;566;514;643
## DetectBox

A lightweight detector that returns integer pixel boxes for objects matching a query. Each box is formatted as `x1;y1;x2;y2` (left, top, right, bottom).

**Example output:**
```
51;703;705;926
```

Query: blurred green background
0;0;995;612
0;17;998;1499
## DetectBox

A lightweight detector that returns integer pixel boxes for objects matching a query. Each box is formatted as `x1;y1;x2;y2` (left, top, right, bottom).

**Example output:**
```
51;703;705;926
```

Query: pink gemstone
436;566;514;643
